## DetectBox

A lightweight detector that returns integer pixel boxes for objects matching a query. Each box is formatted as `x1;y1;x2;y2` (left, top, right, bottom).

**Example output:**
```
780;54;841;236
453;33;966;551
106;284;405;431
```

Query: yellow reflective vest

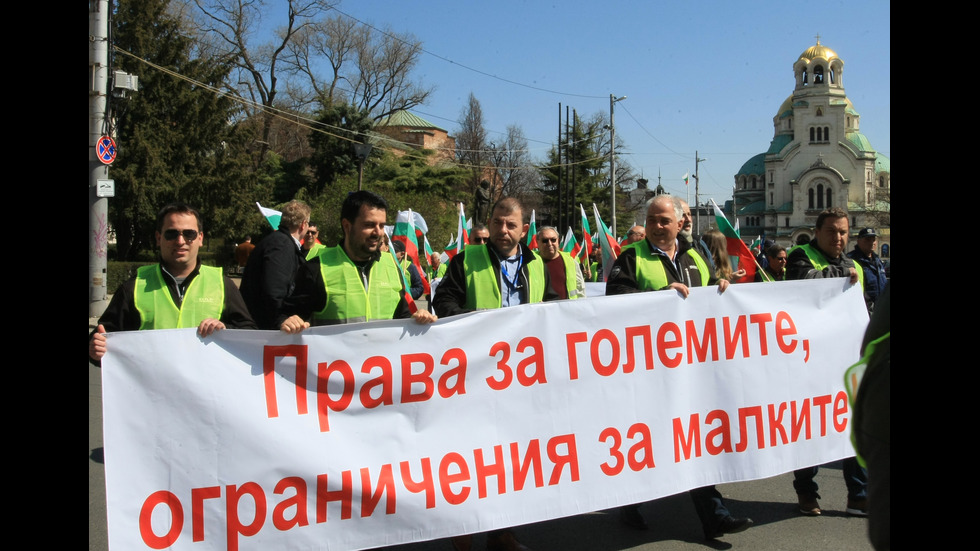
312;246;403;324
628;239;710;290
797;244;865;290
463;245;545;309
133;264;224;329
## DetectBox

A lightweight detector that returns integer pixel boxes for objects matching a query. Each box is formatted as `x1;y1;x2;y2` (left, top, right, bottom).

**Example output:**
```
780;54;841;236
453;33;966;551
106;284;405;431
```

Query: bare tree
493;125;539;205
455;93;488;204
187;0;432;165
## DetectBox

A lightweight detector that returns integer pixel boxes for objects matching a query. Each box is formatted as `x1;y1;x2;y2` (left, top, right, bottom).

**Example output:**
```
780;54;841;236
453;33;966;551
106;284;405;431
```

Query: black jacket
239;228;307;330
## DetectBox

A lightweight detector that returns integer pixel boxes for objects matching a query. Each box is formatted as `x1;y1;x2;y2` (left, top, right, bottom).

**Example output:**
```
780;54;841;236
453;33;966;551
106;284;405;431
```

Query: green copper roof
766;134;794;155
376;110;446;132
845;131;875;153
737;153;766;176
875;152;890;173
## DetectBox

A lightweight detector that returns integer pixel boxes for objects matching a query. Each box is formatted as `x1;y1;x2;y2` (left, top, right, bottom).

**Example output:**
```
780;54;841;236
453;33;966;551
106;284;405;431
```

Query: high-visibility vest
463;245;544;309
630;239;709;290
134;264;224;329
312;246;403;324
554;251;581;299
797;244;865;290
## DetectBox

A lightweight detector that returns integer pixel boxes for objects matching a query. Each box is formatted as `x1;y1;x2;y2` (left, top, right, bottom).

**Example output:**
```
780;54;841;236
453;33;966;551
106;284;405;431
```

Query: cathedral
733;39;890;256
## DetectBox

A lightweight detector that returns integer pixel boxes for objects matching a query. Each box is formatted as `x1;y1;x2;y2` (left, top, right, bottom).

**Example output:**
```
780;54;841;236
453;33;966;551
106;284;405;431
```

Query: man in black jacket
239;200;311;330
606;195;752;541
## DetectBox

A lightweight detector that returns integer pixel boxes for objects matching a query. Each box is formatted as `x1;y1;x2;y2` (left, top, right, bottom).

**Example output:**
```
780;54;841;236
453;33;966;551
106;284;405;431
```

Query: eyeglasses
541;238;558;243
162;229;199;241
471;237;488;244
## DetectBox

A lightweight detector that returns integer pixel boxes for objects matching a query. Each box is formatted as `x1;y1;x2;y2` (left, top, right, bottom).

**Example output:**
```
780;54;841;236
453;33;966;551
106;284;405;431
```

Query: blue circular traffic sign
97;136;117;165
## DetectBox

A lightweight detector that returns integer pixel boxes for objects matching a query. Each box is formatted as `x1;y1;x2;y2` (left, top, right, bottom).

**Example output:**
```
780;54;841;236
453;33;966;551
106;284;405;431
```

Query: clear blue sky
297;1;890;206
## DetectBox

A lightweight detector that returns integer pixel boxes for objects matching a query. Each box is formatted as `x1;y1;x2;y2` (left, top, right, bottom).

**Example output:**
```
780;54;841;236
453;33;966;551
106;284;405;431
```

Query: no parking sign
97;135;116;165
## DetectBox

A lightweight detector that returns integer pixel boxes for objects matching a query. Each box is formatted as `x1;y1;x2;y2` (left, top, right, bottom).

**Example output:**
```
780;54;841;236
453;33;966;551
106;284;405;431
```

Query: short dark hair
341;190;388;226
815;207;848;230
491;196;524;222
156;203;201;232
765;244;786;258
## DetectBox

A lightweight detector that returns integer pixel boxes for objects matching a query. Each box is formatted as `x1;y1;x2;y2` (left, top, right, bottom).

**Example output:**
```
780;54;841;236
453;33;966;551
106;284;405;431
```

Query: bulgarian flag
383;230;418;314
579;204;594;258
446;203;469;260
710;198;757;284
561;226;583;259
592;203;621;281
393;209;431;296
256;202;281;230
526;209;538;250
682;172;689;186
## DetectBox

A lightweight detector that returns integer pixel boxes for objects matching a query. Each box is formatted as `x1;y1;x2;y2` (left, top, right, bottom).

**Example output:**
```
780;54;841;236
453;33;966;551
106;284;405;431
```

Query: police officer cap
857;228;877;238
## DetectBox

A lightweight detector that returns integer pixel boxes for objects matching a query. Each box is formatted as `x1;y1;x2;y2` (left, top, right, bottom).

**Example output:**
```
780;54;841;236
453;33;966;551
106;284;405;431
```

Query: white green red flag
256;202;281;230
579;204;594;258
393;209;431;296
710;198;757;283
446;203;469;260
682;172;689;186
561;226;583;259
526;209;538;250
592;204;621;281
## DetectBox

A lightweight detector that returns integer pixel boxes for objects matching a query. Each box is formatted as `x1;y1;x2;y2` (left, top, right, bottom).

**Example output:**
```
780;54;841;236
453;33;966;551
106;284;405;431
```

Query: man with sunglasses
535;225;585;300
755;244;788;282
301;223;324;260
89;203;256;364
240;199;312;330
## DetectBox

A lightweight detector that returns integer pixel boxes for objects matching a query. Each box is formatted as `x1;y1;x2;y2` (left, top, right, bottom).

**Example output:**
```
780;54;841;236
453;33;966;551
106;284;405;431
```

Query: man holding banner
605;195;753;541
279;190;436;332
89;202;256;363
786;207;868;517
431;195;557;551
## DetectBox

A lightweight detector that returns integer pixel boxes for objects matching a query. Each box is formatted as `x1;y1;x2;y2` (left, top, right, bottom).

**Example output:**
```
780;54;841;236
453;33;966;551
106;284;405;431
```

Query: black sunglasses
162;229;199;241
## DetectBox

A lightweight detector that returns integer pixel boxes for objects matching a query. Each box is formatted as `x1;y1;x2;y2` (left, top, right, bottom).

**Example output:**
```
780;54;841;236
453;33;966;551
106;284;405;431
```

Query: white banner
102;278;868;551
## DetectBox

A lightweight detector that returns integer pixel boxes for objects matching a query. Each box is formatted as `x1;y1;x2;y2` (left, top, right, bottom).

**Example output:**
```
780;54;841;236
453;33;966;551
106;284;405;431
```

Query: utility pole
90;0;110;318
609;94;626;237
693;152;706;235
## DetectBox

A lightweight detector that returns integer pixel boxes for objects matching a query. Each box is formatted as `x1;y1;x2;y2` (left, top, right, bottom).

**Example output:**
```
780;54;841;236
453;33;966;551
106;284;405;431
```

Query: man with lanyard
785;206;868;517
89;203;256;363
430;196;557;551
535;225;586;300
754;243;788;282
605;195;754;541
278;190;436;333
432;196;560;317
847;227;887;313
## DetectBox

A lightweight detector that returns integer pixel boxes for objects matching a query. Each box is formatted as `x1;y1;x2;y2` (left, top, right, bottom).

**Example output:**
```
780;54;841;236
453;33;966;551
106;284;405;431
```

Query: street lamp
609;94;626;238
353;142;373;191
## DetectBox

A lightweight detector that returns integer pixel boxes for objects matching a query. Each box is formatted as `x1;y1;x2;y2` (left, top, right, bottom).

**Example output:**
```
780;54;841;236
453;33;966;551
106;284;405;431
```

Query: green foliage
308;103;377;195
109;0;260;260
538;112;609;230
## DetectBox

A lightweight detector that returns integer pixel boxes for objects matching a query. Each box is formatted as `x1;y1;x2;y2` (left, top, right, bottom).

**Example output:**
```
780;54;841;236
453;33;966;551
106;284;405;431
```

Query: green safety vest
797;244;865;289
304;242;326;261
844;331;889;468
134;264;225;329
463;245;545;309
628;239;709;290
312;246;403;324
589;261;599;282
428;263;447;280
554;251;582;299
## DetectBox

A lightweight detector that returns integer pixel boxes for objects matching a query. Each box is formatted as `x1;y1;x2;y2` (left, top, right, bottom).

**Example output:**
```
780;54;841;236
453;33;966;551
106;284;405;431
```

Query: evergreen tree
538;112;607;230
110;0;259;260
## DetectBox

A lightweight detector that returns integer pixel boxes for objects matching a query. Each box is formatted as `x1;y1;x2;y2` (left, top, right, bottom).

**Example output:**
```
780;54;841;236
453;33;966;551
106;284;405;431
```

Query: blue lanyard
499;255;523;289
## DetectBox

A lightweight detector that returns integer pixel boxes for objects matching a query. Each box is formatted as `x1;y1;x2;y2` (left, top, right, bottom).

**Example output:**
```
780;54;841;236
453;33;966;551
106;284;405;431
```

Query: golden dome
799;39;838;62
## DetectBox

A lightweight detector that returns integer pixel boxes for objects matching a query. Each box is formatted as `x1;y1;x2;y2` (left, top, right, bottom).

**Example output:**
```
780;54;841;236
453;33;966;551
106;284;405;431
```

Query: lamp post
353;143;373;191
609;94;626;238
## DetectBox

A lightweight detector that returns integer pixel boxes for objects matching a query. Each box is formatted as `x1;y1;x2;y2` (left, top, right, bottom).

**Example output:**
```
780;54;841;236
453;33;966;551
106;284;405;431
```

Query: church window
826;188;833;207
770;192;774;205
808;188;815;209
816;184;824;208
814;65;824;84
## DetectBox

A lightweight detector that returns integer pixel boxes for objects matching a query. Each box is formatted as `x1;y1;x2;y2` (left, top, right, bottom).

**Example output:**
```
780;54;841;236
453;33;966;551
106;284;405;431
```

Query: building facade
733;39;890;256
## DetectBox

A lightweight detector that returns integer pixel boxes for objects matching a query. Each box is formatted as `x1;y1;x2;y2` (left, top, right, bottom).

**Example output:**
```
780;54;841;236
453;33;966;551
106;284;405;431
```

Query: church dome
798;40;838;63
